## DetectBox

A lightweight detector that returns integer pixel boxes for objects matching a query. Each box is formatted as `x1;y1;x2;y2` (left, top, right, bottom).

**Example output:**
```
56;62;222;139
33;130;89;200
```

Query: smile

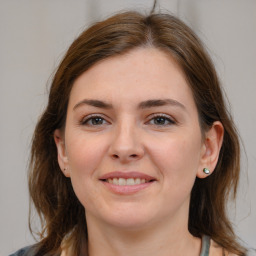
105;178;150;186
99;171;156;194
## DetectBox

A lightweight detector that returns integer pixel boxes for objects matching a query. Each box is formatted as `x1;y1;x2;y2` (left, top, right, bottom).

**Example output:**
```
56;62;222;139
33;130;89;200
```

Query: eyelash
146;113;176;126
79;113;176;127
80;114;108;126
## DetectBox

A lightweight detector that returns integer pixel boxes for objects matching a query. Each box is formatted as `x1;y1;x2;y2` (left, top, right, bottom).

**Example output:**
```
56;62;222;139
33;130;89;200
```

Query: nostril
112;154;138;159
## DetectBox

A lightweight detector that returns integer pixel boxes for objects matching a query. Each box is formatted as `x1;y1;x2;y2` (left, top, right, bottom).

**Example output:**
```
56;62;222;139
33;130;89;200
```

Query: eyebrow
73;99;113;110
138;99;186;110
73;98;186;111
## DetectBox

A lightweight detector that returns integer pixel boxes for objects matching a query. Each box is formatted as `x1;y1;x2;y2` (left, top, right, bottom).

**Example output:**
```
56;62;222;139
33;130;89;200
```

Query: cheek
148;132;202;183
65;134;109;207
66;132;108;179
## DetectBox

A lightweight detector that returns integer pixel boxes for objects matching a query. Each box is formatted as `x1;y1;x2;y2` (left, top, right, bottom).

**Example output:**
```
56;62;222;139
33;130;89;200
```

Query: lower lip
101;181;154;194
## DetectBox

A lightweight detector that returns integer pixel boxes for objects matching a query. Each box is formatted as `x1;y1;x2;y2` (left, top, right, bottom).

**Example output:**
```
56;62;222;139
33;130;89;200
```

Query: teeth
127;178;135;185
119;178;126;186
135;178;141;184
106;178;150;185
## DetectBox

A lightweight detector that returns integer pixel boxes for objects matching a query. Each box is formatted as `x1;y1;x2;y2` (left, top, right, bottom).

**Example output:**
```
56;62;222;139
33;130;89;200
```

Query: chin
108;217;153;231
100;207;158;230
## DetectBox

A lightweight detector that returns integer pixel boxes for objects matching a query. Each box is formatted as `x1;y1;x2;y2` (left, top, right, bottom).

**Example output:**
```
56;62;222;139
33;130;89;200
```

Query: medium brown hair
29;11;246;255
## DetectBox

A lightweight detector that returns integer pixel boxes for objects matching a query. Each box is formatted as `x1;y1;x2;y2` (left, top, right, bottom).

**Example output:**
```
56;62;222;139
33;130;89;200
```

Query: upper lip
99;171;156;181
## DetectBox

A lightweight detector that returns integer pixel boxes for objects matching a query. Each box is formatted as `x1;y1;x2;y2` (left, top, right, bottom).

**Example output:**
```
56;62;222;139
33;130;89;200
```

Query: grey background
0;0;255;255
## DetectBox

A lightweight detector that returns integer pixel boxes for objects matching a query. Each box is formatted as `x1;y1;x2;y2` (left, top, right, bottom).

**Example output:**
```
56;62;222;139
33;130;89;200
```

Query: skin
55;47;224;256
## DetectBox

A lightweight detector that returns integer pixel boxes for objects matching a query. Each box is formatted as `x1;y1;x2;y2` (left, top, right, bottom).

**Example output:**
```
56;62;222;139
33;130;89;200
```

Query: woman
11;10;251;256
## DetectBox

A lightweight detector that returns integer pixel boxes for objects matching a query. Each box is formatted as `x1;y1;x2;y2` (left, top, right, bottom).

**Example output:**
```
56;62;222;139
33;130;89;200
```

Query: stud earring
203;168;210;175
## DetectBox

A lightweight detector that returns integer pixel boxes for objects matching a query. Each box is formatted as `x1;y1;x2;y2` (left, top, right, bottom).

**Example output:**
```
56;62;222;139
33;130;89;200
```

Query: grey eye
154;117;169;125
90;117;105;125
149;116;174;126
82;116;107;126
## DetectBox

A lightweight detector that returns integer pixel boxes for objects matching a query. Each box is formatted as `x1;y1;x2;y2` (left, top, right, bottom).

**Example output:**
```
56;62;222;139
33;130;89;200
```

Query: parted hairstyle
29;11;246;256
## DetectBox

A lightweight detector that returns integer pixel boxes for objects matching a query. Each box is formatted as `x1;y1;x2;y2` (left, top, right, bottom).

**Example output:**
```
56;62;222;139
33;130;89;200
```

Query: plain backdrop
0;0;255;255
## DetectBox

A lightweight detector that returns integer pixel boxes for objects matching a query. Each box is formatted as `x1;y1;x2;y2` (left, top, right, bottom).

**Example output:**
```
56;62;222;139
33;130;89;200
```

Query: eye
81;115;108;126
147;114;175;126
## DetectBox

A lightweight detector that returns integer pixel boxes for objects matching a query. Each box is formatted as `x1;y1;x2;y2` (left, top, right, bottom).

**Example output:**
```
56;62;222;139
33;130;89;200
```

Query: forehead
69;47;196;110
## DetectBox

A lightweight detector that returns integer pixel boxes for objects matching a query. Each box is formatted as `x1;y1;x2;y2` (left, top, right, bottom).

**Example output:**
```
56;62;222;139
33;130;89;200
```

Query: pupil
155;117;165;125
92;118;103;125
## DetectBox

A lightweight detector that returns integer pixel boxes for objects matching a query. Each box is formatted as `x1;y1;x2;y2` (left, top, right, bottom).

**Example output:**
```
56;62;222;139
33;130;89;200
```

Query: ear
54;129;70;177
197;121;224;178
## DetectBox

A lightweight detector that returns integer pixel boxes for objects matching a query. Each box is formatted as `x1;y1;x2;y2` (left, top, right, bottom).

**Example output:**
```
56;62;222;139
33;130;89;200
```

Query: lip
99;171;156;181
99;171;156;195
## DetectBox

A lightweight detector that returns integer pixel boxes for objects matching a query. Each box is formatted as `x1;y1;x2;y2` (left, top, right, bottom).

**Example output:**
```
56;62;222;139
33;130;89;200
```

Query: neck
85;213;201;256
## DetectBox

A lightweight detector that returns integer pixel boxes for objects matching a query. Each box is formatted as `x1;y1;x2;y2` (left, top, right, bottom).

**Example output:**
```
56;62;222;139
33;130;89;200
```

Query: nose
108;122;144;163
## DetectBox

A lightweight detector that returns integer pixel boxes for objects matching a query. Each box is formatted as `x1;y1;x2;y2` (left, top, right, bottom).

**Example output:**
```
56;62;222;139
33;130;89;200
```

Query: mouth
99;171;156;194
102;177;154;186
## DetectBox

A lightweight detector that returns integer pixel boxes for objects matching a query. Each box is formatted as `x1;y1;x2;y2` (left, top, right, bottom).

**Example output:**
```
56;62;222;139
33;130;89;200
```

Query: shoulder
209;238;256;256
9;245;37;256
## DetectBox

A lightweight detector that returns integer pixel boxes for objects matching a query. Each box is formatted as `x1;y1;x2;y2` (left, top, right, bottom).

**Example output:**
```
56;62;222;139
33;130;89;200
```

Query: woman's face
55;48;216;230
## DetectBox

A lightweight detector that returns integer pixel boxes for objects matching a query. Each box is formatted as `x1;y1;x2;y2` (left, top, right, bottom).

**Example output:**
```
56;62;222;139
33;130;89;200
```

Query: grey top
9;235;211;256
9;245;37;256
200;235;210;256
9;235;256;256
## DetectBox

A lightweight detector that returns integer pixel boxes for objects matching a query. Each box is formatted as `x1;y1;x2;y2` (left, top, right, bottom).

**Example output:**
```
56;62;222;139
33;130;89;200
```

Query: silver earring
203;168;210;175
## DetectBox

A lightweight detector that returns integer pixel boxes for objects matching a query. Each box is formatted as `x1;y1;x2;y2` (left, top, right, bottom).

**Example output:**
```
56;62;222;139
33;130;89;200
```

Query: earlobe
197;121;224;179
54;129;70;177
